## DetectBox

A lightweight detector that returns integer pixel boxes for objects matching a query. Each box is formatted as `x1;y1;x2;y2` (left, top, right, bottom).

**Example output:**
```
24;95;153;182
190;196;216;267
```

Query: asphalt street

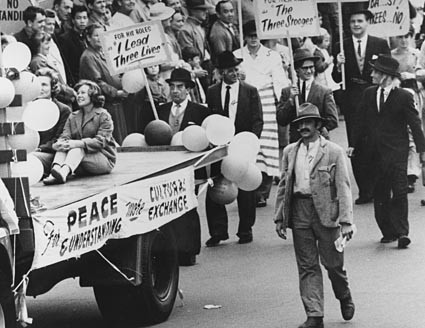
26;122;425;328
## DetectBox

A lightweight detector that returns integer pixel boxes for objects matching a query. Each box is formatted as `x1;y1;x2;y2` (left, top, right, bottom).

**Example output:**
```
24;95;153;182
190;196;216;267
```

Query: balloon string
19;177;30;217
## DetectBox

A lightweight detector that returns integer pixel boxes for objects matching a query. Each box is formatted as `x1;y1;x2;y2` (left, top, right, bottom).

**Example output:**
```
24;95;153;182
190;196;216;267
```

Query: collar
300;77;314;87
173;98;189;110
352;34;368;44
223;80;239;89
379;85;393;94
219;20;233;29
187;16;202;25
300;135;321;150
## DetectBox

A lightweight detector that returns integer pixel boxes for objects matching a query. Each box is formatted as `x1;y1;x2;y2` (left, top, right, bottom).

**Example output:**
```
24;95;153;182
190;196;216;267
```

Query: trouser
373;160;409;238
33;151;54;177
292;197;350;317
256;172;273;201
53;149;113;175
206;186;256;238
169;209;201;256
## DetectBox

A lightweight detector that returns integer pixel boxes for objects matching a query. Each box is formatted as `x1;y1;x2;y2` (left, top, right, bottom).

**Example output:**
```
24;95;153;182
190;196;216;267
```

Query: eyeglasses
300;65;315;71
247;34;258;38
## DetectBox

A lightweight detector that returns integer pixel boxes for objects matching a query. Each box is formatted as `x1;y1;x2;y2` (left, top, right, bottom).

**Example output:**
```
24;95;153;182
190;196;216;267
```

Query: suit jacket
277;80;338;142
157;101;211;131
353;86;425;163
208;20;240;63
274;137;353;229
178;16;208;61
207;81;263;137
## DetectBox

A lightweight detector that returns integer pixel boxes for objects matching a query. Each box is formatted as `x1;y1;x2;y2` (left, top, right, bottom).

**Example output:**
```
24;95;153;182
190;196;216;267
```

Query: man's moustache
297;128;311;133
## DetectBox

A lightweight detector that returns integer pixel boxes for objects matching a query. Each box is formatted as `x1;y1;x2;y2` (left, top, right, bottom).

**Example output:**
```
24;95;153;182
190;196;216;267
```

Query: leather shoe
256;198;267;208
298;317;323;328
340;295;355;321
51;165;70;184
238;235;253;244
398;235;411;249
205;235;228;247
354;196;373;205
380;236;397;243
43;175;60;185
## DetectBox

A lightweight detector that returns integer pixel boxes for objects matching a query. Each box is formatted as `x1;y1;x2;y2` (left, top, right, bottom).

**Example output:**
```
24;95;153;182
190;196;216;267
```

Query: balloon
22;99;60;132
121;133;148;147
207;176;238;205
7;125;40;152
122;69;147;93
12;71;42;103
182;125;209;152
11;154;44;185
205;115;235;145
201;115;216;130
171;131;184;146
228;132;260;163
221;155;249;182
0;77;15;108
144;120;173;146
3;42;31;71
235;163;262;191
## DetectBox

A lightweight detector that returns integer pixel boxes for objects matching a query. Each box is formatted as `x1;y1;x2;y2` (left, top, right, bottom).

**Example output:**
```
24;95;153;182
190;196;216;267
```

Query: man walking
275;103;355;328
350;54;425;248
205;51;263;246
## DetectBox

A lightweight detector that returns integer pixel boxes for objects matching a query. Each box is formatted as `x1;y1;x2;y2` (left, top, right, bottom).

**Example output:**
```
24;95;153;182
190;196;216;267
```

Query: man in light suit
333;8;390;205
350;55;425;248
277;48;338;143
275;103;355;328
205;51;263;246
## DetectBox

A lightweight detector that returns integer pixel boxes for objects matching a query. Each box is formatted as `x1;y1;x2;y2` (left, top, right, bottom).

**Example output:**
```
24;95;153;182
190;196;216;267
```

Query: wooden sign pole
140;68;159;120
286;32;299;111
337;0;346;90
238;0;243;56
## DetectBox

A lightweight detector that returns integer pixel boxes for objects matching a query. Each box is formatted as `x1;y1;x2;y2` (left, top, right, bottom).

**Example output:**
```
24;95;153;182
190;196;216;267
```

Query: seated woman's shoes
51;166;70;184
43;175;60;185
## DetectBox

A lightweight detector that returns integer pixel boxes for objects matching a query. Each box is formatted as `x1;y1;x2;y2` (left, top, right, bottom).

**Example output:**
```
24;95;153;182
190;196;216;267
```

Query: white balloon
182;125;209;152
235;163;262;191
122;69;146;93
22;99;60;132
0;77;15;108
121;133;147;147
7;125;40;152
228;132;260;163
201;114;220;130
171;131;184;146
11;154;44;185
12;71;42;103
221;155;249;182
205;115;235;145
3;42;31;71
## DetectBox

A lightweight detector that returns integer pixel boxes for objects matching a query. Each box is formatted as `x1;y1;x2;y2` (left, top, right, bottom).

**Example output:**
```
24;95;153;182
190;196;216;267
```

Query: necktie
357;40;362;57
174;104;181;126
301;81;306;103
379;88;385;112
224;85;231;116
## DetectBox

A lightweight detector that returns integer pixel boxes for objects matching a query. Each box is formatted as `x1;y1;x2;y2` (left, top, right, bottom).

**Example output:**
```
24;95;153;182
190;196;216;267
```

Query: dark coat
207;81;263;138
353;86;425;164
157;101;211;130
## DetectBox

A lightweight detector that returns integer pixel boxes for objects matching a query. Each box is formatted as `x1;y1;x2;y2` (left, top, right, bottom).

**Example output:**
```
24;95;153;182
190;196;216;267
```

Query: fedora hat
293;48;320;65
166;68;196;88
186;0;214;10
243;20;257;36
216;51;243;69
292;103;324;124
150;2;175;21
369;54;400;78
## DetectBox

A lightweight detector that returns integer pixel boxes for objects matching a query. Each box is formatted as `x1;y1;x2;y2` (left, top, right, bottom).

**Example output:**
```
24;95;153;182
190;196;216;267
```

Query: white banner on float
100;20;171;75
254;0;321;39
31;167;197;270
368;0;410;37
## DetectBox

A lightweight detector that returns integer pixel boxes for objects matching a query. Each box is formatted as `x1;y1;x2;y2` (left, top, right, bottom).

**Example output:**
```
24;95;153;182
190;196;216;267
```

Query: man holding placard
333;8;390;205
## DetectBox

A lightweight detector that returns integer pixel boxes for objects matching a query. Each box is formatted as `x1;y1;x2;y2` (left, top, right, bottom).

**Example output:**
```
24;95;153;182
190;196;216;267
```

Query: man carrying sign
332;8;390;205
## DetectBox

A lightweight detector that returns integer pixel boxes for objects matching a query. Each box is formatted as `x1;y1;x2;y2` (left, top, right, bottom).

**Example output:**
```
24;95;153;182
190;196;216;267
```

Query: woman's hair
85;23;103;40
74;79;106;108
35;67;60;97
28;31;51;56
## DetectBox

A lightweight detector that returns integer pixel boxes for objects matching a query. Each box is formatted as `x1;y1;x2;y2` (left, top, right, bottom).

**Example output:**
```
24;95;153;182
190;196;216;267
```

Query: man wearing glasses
277;48;339;144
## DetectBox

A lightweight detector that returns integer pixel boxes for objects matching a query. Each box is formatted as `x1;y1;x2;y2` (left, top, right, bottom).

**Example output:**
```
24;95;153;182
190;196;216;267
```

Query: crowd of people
2;0;425;327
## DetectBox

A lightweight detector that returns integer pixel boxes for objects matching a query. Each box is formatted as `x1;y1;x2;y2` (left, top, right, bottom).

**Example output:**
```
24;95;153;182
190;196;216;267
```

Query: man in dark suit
205;51;263;246
350;55;425;249
277;48;338;143
333;9;390;205
14;6;46;47
157;68;210;265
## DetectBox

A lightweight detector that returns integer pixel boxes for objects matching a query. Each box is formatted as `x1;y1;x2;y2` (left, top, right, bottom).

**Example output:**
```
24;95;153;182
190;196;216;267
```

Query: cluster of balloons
1;42;60;185
122;69;146;93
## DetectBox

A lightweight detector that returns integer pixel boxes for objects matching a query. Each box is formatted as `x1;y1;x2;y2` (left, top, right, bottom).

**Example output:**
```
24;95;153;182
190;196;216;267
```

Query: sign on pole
100;20;171;75
253;0;321;39
368;0;410;37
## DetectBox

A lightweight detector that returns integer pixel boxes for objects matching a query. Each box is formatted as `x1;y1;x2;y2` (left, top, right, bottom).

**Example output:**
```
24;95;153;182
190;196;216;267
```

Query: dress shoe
354;196;373;205
178;253;196;266
340;295;355;321
298;317;324;328
398;235;411;249
380;236;397;243
273;176;280;185
256;198;267;208
43;175;60;185
51;165;70;184
205;235;228;247
238;235;253;244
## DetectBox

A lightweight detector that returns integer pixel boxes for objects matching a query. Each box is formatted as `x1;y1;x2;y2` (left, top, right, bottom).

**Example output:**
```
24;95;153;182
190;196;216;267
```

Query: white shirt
171;97;189;116
299;77;314;102
376;85;392;112
221;80;239;122
294;137;321;195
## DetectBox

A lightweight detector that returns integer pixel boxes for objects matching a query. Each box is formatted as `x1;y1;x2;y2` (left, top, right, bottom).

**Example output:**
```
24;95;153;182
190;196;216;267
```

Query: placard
368;0;410;37
100;20;171;75
254;0;321;39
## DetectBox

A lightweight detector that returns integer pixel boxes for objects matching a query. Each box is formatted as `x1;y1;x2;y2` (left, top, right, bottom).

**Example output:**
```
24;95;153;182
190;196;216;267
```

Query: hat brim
151;8;175;21
166;78;196;89
294;55;321;64
216;58;243;69
189;4;214;10
350;9;374;20
369;62;401;78
292;115;324;124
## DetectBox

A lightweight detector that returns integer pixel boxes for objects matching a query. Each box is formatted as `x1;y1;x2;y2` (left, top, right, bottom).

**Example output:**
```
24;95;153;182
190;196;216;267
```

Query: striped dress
234;45;289;177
